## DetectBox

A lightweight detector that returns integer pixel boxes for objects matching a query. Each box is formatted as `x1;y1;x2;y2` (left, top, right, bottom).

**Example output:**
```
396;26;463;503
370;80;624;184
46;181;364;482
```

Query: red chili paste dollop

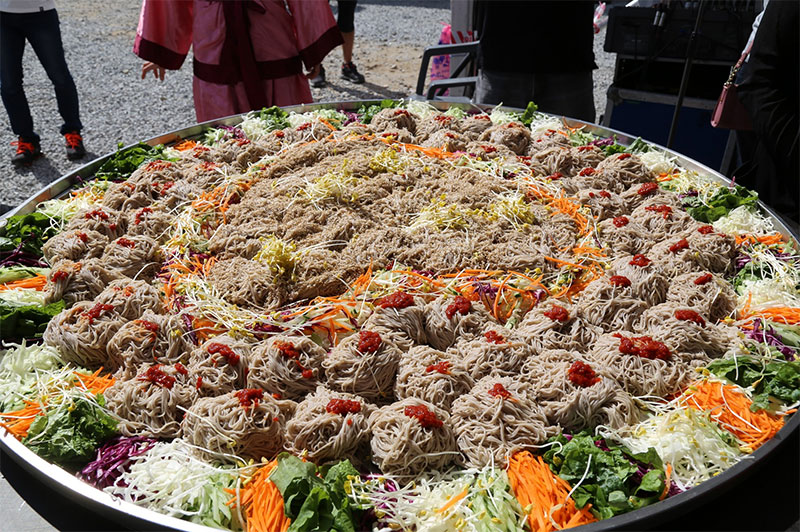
669;238;689;253
275;341;300;360
629;254;651;267
235;388;264;408
598;190;611;198
612;216;629;227
568;361;600;387
615;334;672;361
326;399;362;415
609;275;632;287
618;153;632;160
637;182;659;196
543;304;570;322
117;237;137;248
488;382;513;399
84;209;109;221
52;270;69;282
445;296;472;319
484;330;505;344
674;309;706;326
378;291;414;309
208;342;240;365
174;362;188;375
698;225;714;234
548;172;564;180
403;404;443;428
135;207;152;225
82;303;114;324
645;205;673;219
694;273;713;285
76;232;88;242
138;365;175;389
357;330;382;353
136;319;159;333
578;167;596;176
425;360;451;374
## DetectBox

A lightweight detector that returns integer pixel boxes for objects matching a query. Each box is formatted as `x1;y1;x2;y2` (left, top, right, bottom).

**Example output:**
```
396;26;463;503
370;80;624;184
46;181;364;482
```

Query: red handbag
711;46;753;130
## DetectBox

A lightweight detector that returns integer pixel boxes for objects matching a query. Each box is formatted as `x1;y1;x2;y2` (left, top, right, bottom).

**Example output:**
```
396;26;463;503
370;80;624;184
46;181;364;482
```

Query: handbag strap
727;39;756;85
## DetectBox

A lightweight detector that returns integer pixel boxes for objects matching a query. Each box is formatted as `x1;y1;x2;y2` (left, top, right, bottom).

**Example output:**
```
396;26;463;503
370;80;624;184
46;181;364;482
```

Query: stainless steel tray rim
2;100;798;532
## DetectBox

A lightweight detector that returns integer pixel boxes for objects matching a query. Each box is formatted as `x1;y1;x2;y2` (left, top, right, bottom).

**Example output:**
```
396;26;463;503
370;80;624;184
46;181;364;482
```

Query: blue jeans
0;9;82;141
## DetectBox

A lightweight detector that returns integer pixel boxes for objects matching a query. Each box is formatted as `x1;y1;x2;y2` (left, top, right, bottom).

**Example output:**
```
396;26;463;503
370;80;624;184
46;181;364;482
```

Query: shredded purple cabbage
746;320;797;359
78;436;155;489
677;190;699;199
340;111;359;126
0;238;49;268
590;137;615;147
735;253;752;270
473;281;498;298
217;124;247;140
182;314;199;346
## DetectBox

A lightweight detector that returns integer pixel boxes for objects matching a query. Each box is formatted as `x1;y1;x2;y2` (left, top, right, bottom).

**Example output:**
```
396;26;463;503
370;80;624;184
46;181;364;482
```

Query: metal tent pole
666;0;708;149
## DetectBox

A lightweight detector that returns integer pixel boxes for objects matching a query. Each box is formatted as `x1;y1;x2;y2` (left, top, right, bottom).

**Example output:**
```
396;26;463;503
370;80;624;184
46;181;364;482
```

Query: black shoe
341;62;365;84
11;137;41;165
64;131;86;160
311;65;327;88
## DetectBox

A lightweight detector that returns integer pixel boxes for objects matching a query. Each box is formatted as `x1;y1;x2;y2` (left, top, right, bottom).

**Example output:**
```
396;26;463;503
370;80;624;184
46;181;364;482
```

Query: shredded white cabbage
0;287;48;306
529;116;564;138
286;108;347;129
238;112;273;140
405;100;440;119
105;440;244;530
0;342;64;410
601;407;743;490
713;205;775;235
637;150;678;175
488;105;519;126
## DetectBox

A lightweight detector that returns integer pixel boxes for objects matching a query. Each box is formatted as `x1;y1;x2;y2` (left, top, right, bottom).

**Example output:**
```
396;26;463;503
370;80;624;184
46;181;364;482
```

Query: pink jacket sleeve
286;0;344;69
133;0;194;70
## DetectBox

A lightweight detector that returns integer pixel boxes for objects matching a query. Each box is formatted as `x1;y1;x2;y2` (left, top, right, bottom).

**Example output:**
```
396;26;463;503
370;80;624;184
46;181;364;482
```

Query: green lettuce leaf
543;432;666;520
270;453;361;532
95;142;167;180
22;394;117;467
683;185;758;223
357;100;399;124
0;299;64;340
0;212;60;256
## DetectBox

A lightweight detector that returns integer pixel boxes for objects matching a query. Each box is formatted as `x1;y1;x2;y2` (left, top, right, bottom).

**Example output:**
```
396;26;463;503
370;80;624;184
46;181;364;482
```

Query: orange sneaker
11;137;41;165
64;131;86;160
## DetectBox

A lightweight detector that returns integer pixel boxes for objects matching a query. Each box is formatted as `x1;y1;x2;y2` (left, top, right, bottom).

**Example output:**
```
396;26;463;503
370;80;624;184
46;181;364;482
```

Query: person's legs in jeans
0;12;39;141
26;9;82;134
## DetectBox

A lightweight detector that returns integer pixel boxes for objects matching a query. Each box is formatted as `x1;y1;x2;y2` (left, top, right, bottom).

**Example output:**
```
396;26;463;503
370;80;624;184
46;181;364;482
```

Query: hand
305;64;321;80
141;62;166;81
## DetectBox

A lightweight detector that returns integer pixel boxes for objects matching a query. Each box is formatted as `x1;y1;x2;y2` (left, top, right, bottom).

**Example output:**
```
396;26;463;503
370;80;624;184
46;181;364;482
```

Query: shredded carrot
492;273;514;321
507;451;597;532
0;274;47;291
544;256;591;271
659;464;673;501
683;380;784;450
0;400;44;439
226;460;290;532
438;487;469;514
391;269;446;288
734;233;784;247
74;369;116;395
742;306;800;325
318;117;338;131
173;139;198;151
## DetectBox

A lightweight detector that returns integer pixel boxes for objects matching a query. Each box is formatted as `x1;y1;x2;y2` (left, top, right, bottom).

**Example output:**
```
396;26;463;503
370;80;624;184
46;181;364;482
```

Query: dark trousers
0;9;82;141
475;69;596;123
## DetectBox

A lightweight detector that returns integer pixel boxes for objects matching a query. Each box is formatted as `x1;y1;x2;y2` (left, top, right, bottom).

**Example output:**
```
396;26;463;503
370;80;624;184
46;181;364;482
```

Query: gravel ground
0;0;614;212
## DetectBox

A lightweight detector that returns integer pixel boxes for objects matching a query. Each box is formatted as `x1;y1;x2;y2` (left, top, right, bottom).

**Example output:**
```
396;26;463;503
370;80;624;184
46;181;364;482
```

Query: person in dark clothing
311;0;365;88
736;0;799;224
473;0;597;121
0;2;86;164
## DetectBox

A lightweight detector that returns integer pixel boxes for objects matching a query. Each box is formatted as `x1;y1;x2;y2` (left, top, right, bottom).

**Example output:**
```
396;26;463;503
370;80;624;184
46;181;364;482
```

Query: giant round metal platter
1;100;798;532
